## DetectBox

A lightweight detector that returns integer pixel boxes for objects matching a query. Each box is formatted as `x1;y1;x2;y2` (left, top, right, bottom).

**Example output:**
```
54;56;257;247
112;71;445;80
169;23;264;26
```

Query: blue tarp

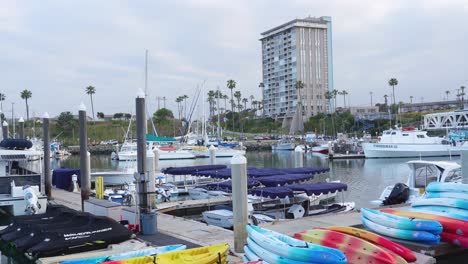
250;186;294;199
287;183;347;196
52;168;81;190
162;165;227;175
256;174;315;187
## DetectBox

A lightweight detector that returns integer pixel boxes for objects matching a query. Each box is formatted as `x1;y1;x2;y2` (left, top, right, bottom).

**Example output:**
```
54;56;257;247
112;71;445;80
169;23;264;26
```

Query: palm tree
0;93;6;113
339;90;348;108
252;100;258;110
445;90;450;101
222;94;228;113
249;95;254;108
332;89;339;111
242;98;248;110
234;91;242;109
175;96;183;120
388;78;398;112
182;94;188;119
20;90;32;122
461;86;466;109
85;86;96;120
324;91;333;113
383;94;389;111
410;96;414;104
207;90;216;117
227;80;236;130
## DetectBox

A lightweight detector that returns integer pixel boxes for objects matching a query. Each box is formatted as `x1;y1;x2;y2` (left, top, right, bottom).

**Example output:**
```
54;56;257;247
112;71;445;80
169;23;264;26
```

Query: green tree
222;94;228;113
340;90;348;108
445;90;450;101
97;112;105;119
242;98;248;110
227;79;236;129
409;96;413;104
234;91;242;107
207;90;216;117
249;95;255;108
182;94;188;119
175;96;183;120
56;111;77;135
85;86;96;120
20;89;32;122
388;78;398;112
332;89;339;110
153;108;174;123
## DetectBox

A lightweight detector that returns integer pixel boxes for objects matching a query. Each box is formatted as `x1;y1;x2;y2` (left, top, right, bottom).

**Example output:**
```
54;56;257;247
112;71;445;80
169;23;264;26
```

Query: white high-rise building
260;16;334;122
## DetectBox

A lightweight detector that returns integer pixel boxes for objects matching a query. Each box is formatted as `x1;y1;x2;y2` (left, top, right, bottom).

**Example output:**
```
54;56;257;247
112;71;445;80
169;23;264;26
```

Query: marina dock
48;188;447;264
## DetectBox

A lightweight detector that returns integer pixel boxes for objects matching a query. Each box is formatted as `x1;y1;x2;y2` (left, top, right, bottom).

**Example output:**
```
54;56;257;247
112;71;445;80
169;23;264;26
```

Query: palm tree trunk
392;86;396;113
184;99;187;119
90;95;95;119
26;99;30;122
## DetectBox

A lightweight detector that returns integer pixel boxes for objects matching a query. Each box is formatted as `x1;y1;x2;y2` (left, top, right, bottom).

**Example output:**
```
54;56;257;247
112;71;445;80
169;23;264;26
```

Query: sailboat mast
217;86;221;139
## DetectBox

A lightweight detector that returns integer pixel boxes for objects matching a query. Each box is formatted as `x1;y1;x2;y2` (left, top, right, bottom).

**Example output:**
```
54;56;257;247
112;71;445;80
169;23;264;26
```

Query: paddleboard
426;182;468;193
412;198;468;211
362;216;440;244
361;208;442;234
294;229;399;264
381;208;468;236
326;226;416;262
247;224;346;263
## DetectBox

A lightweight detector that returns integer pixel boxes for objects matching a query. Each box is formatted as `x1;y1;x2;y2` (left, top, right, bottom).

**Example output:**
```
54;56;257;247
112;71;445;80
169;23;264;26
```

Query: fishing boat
271;139;295;151
362;126;465;158
0;138;47;216
311;143;329;154
371;160;462;206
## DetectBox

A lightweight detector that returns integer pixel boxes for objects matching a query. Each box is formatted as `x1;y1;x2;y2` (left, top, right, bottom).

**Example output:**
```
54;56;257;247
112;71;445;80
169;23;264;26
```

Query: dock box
84;197;121;221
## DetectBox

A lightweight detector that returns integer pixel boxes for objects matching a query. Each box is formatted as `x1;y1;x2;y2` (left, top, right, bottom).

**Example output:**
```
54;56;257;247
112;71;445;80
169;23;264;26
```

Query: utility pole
163;97;166;108
11;102;15;138
370;92;373;106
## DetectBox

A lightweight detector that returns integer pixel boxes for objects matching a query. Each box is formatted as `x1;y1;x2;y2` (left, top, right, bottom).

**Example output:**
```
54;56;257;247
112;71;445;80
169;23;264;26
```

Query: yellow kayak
156;243;229;264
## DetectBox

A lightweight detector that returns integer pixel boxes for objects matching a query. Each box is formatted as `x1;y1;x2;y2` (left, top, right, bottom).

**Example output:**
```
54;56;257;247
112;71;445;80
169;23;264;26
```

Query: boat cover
280;167;330;174
247;168;286;178
206;179;261;191
287;182;348;195
162;165;227;175
250;186;294;199
52;168;81;190
256;174;314;187
196;168;232;179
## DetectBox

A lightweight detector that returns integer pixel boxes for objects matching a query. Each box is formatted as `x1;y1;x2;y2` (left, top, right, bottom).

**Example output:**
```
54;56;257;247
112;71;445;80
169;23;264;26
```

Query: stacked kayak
154;243;229;264
294;228;403;264
381;208;468;248
245;224;346;264
60;244;186;264
361;208;441;244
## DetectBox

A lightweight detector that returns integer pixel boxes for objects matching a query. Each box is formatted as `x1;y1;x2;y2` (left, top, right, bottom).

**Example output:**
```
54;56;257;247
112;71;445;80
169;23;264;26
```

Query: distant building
260;16;334;123
337;106;391;121
400;100;460;113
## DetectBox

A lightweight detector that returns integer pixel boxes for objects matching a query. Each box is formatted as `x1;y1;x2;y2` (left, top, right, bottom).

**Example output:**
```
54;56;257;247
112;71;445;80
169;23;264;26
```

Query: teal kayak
426;182;468;193
412;198;468;210
426;191;468;201
406;206;468;220
60;244;186;264
362;216;440;244
361;208;442;234
247;237;313;264
247;224;346;263
244;245;269;264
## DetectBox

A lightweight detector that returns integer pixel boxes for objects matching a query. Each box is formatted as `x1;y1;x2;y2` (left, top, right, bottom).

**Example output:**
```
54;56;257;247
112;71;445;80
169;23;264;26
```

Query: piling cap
209;145;216;150
2;121;8;126
18;117;24;123
136;89;145;98
79;102;86;111
42;112;50;119
231;154;247;165
294;146;303;152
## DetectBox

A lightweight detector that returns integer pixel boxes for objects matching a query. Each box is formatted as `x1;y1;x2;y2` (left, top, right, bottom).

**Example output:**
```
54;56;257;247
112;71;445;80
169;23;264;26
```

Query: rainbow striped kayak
426;191;468;201
381;208;468;236
60;245;186;264
412;198;468;210
246;237;311;264
406;206;468;221
361;208;442;234
246;224;346;263
294;229;399;264
326;226;416;262
362;216;440;244
426;182;468;193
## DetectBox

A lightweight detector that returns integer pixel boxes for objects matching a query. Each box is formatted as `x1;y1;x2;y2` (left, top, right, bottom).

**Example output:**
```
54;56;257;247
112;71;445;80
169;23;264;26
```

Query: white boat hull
362;143;461;158
272;143;295;151
202;209;233;228
118;151;195;160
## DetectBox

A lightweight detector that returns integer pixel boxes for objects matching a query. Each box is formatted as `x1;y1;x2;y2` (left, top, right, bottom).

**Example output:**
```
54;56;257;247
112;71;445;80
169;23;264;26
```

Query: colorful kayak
426;191;468;201
246;237;311;264
362;216;440;244
412;198;468;210
440;232;468;248
246;224;346;263
155;243;229;264
243;245;267;264
60;244;186;264
294;229;399;264
381;208;468;236
326;226;416;262
361;208;442;234
406;206;468;221
426;182;468;193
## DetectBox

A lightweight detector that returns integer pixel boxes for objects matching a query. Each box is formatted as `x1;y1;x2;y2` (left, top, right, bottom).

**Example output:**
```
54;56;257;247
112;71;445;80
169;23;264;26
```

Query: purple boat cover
206;179;261;191
287;182;347;195
196;168;232;179
247;168;285;178
280;167;330;174
162;165;227;175
250;186;294;199
256;174;314;187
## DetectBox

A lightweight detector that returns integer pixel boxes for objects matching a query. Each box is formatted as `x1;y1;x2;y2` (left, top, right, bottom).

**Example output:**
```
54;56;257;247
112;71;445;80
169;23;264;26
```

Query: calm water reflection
54;152;459;208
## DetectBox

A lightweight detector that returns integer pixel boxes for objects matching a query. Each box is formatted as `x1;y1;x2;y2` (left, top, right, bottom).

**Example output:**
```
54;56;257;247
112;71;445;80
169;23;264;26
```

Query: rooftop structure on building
260;16;334;127
400;100;462;113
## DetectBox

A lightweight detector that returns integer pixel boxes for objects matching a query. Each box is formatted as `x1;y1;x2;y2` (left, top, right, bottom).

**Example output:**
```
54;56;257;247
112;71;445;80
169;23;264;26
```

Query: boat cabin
407;160;462;189
379;128;446;144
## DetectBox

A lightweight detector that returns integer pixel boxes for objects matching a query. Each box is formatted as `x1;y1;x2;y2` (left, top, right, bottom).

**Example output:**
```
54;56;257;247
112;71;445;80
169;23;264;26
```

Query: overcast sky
1;0;467;118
